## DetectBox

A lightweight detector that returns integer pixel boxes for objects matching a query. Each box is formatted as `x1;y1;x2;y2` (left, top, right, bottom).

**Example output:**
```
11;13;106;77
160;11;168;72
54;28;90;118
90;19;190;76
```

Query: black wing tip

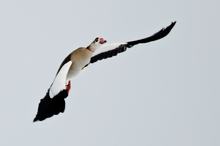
126;21;176;47
33;90;68;122
171;21;177;25
169;21;177;29
33;117;38;122
168;21;176;30
153;21;176;40
162;21;177;34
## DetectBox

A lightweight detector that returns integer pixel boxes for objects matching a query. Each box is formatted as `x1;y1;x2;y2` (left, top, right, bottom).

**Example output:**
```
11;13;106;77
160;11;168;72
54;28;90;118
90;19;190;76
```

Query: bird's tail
33;89;68;122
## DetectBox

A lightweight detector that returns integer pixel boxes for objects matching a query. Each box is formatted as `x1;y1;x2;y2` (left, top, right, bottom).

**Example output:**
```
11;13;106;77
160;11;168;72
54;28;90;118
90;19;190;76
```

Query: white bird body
66;47;93;79
34;22;176;122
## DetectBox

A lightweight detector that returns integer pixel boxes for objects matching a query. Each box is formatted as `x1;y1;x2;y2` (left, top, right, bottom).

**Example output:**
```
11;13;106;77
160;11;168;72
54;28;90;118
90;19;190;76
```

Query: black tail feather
33;89;68;122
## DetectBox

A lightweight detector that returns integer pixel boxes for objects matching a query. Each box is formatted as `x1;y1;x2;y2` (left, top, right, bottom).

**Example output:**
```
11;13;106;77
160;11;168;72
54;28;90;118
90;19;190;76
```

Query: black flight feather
87;21;176;66
33;89;68;122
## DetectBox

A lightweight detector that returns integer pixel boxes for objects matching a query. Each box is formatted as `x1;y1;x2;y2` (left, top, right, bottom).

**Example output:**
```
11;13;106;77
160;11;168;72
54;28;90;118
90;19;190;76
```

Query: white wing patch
49;61;72;98
92;42;126;57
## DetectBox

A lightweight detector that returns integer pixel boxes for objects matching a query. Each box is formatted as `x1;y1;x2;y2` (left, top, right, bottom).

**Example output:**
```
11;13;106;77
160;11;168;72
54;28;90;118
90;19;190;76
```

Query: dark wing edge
90;44;127;64
33;89;68;122
82;44;127;68
56;53;71;76
127;21;176;48
84;21;176;67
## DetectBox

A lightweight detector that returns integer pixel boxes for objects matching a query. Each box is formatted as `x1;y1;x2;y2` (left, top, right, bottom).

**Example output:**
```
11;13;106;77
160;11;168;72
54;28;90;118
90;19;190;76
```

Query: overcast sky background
0;0;219;146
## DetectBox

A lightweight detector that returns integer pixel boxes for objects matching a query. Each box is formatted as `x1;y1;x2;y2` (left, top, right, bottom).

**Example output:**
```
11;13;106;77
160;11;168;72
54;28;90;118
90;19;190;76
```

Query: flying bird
33;21;176;122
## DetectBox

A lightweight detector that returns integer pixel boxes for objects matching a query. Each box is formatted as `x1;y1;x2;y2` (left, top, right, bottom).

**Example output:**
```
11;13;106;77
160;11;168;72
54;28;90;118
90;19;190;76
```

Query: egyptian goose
33;21;176;122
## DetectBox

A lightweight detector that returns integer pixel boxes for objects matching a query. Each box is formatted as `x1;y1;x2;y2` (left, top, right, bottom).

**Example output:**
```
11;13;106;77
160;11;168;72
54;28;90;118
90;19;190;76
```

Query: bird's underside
33;21;176;122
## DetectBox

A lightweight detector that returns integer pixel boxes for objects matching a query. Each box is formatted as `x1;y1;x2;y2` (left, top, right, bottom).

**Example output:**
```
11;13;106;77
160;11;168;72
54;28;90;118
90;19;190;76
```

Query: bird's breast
67;48;92;79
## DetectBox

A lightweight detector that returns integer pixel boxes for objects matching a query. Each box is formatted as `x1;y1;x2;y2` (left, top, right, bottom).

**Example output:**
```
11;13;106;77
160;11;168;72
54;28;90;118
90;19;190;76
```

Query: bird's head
87;37;107;52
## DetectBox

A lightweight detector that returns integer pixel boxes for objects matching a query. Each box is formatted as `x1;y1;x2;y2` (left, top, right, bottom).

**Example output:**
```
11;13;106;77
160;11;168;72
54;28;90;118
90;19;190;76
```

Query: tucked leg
66;81;71;94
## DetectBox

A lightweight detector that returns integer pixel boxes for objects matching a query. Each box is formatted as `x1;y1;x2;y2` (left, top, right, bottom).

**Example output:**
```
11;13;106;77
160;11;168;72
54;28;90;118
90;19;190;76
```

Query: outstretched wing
33;61;72;122
126;21;176;48
87;21;176;66
49;61;72;97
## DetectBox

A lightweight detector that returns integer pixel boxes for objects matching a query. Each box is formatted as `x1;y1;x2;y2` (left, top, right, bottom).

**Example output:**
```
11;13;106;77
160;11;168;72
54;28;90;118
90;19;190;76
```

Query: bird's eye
95;37;99;42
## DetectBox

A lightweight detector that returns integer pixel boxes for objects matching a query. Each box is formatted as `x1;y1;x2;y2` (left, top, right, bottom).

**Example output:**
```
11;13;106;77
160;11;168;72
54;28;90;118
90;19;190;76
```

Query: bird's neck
86;46;95;52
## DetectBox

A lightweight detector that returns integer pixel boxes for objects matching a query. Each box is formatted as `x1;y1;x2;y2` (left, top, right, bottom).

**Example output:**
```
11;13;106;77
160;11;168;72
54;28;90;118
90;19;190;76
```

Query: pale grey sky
0;0;219;146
